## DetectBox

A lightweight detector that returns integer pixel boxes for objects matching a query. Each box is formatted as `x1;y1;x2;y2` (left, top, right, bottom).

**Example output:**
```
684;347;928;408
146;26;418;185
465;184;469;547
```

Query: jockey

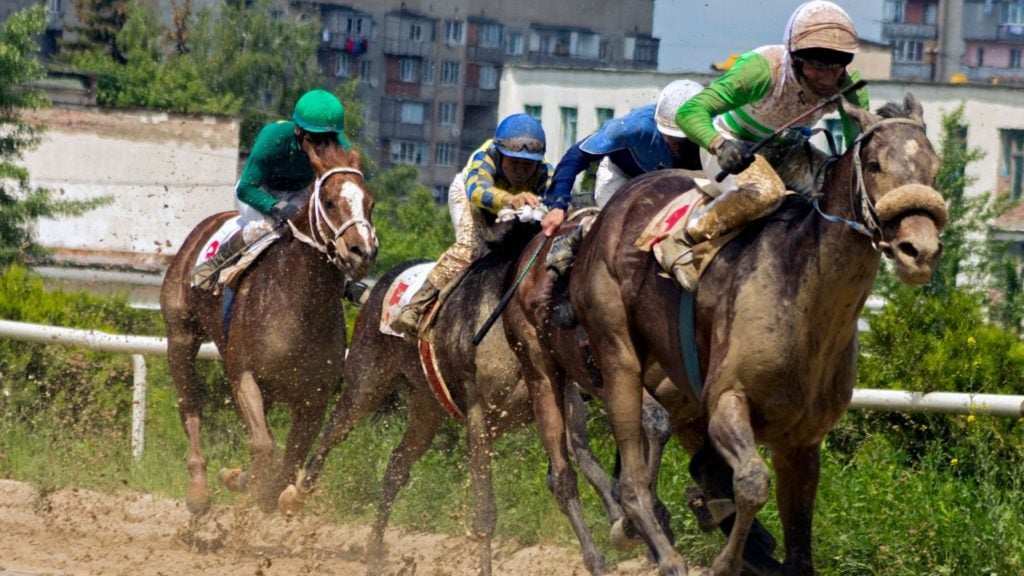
392;113;553;337
191;88;352;288
659;0;870;291
540;79;705;278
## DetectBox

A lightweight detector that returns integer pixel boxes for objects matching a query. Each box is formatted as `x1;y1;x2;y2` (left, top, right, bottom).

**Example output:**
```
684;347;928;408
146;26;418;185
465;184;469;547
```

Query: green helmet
293;89;351;149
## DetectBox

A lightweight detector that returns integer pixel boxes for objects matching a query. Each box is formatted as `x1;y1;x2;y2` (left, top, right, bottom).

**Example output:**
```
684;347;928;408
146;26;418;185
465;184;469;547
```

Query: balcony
881;21;937;40
995;24;1024;43
382;39;434;58
466;45;506;61
379;122;426;141
526;52;604;69
890;61;934;82
463;87;499;106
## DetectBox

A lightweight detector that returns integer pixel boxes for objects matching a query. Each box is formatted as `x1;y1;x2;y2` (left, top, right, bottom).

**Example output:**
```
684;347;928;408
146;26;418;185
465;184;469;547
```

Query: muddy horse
160;142;376;515
284;221;671;575
566;95;947;576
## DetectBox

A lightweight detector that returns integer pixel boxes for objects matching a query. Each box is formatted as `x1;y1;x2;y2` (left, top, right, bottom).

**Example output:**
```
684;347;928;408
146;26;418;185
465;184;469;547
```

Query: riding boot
545;224;584;281
191;232;248;289
343;281;370;305
658;229;699;292
392;280;441;337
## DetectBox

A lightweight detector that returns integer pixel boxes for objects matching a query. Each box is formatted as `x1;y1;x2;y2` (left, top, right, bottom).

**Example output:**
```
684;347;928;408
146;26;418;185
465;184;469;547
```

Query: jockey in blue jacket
540;79;704;277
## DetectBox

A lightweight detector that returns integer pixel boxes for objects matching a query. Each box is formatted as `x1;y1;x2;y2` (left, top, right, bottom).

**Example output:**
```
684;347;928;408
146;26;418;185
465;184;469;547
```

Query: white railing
1;319;1022;461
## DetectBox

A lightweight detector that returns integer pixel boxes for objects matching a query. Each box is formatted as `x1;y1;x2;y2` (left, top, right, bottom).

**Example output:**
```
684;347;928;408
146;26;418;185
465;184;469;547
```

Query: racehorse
568;94;947;576
159;141;376;515
282;221;670;576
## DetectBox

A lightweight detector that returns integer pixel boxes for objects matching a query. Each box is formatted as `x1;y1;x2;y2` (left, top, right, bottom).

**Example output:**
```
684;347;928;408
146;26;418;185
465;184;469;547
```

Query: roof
992;201;1024;232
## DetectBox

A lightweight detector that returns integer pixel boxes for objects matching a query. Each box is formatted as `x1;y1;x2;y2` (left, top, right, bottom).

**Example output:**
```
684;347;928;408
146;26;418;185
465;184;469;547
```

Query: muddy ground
0;479;661;575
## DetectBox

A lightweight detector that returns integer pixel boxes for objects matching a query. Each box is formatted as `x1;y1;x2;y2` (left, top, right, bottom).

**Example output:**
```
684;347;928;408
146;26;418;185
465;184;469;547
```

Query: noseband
289;166;377;269
812;117;928;251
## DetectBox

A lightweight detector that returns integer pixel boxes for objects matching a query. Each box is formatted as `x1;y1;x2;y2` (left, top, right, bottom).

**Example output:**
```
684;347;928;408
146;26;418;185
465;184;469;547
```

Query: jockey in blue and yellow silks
392;113;554;337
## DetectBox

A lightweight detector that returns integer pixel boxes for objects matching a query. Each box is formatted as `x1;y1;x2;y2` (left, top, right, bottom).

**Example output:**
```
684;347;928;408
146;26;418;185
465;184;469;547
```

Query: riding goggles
495;137;545;154
794;56;845;72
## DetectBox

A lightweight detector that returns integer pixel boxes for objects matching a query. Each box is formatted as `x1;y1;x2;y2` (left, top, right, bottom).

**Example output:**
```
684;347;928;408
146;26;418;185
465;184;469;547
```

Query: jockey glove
711;137;755;175
270;201;301;224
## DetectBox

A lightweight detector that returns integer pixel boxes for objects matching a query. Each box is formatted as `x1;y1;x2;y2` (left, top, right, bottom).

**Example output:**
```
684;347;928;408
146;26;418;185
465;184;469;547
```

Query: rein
289;166;377;269
811;117;925;251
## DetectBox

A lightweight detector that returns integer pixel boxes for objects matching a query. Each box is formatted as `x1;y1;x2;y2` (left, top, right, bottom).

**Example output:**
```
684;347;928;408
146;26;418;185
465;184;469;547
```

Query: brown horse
160;142;376;515
566;95;947;576
284;221;672;576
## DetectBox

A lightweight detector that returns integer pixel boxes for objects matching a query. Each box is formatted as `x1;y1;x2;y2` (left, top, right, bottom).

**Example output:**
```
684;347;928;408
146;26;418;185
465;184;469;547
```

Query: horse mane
304;139;362;175
875;100;912;120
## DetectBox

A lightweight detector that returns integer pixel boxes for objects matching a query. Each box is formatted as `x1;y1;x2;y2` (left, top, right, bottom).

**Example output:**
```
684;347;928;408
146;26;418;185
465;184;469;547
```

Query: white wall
22;106;239;272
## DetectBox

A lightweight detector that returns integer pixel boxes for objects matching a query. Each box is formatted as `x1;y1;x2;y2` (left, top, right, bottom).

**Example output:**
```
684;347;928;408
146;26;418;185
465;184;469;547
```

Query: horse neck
278;233;347;297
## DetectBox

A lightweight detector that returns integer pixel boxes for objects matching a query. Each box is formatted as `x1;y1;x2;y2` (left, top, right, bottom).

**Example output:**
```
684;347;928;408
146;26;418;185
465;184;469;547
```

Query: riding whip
714;79;868;182
472;235;549;347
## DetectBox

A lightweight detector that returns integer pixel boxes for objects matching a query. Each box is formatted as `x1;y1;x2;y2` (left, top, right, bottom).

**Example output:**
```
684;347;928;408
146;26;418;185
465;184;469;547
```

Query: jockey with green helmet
192;89;351;287
659;0;870;291
392;113;553;337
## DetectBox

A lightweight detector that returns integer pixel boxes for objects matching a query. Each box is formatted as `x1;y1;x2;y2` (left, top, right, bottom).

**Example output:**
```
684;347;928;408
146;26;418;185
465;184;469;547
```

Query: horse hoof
609;518;642;552
278;484;305;516
218;468;246;492
185;485;211;516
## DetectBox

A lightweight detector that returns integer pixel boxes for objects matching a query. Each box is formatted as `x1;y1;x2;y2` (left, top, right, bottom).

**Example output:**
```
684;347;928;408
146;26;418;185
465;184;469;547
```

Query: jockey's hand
541;208;565;237
270;201;300;224
503;192;541;210
710;136;754;175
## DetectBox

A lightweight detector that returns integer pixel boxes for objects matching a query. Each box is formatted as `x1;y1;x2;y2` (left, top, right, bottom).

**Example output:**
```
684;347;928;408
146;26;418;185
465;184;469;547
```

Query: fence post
131;354;147;461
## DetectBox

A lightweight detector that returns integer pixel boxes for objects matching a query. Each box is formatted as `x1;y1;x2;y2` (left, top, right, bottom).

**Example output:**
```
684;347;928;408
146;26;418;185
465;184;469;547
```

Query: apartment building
293;0;659;201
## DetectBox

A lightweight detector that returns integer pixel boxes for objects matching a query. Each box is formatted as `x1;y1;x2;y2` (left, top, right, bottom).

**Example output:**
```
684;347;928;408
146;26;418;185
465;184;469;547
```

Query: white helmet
785;1;859;55
655;79;703;138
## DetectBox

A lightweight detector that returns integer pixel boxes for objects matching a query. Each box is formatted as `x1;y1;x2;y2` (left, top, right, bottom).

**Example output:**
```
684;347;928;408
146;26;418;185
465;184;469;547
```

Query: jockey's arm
237;123;295;215
464;147;512;214
675;51;774;150
545;141;601;211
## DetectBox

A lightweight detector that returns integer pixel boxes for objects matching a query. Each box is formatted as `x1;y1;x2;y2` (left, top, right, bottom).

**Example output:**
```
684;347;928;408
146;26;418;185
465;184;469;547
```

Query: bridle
289;166;377;269
812;117;926;252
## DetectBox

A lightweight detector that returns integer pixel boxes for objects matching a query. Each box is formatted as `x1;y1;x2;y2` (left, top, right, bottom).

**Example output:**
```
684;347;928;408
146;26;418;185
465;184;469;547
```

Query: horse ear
841;98;877;132
903;93;924;124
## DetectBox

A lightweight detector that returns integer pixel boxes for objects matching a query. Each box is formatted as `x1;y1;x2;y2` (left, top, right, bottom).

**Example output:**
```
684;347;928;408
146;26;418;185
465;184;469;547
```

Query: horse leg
366;389;446;576
274;400;327;514
465;400;500;576
707;391;771;576
565;385;630;550
528;369;608;575
229;370;279;512
770;443;821;576
597;346;687;575
166;328;210;515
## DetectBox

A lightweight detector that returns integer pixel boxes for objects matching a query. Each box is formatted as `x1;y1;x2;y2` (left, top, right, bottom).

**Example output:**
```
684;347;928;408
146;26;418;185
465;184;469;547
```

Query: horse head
839;93;948;285
295;141;378;280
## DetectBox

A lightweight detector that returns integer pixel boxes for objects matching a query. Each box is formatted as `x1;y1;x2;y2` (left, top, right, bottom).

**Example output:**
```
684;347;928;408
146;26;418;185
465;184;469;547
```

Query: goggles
496;137;545;154
794;55;845;72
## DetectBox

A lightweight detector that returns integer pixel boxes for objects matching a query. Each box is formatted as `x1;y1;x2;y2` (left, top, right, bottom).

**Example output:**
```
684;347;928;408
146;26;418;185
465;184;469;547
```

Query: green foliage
369;164;454;273
64;0;130;63
0;6;112;267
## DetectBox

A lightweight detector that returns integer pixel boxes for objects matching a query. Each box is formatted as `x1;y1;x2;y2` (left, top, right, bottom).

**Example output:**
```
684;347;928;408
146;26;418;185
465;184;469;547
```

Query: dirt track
0;479;658;576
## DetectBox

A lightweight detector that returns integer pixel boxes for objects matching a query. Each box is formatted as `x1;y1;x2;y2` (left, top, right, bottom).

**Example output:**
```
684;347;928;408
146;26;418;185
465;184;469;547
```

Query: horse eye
867;160;882;173
325;200;336;209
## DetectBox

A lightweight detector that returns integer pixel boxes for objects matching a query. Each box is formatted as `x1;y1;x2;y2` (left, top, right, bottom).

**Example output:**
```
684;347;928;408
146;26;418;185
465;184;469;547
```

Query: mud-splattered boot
191;232;247;290
392;280;440;338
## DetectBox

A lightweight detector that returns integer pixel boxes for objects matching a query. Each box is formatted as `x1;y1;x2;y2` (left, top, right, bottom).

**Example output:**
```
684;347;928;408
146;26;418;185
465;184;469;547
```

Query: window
506;32;524;55
399;59;419;83
335;54;352;78
436;143;456;166
47;0;60;17
347;15;365;35
438;102;458;126
444;20;464;45
1012;49;1022;69
1004;1;1024;25
1001;129;1024;199
390;140;427;165
893;39;924;63
883;0;906;23
433;184;449;202
479;65;498;90
480;23;503;48
595;107;615;129
560;107;578;156
441;60;461;85
525;105;542;123
978;46;986;67
422;59;435;84
400;102;426;125
359;59;373;82
408;22;424;42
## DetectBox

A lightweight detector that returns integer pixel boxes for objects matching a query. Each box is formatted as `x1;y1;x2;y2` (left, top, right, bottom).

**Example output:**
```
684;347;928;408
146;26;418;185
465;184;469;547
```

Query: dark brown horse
566;95;947;576
160;142;376;515
283;221;671;576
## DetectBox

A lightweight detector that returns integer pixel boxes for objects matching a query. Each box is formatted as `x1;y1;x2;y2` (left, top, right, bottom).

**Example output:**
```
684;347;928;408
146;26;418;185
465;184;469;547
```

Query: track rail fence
1;318;1022;461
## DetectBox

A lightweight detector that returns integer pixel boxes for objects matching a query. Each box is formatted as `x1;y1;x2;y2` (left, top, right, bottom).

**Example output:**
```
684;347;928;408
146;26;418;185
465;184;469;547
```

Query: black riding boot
191;232;247;289
545;224;584;280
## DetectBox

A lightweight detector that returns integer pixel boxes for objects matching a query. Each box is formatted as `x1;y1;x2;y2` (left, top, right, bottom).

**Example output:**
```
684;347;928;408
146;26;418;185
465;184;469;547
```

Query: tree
368;165;453;274
64;0;130;63
0;6;109;267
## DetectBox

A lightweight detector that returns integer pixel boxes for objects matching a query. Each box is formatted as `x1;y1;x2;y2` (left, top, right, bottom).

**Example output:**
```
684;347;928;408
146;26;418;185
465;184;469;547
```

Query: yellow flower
950;458;959;466
967;414;976;424
967;336;976;348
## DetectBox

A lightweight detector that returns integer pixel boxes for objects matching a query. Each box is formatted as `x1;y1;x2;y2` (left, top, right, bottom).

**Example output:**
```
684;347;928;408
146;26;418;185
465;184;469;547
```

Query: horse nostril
349;245;365;259
897;241;919;259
